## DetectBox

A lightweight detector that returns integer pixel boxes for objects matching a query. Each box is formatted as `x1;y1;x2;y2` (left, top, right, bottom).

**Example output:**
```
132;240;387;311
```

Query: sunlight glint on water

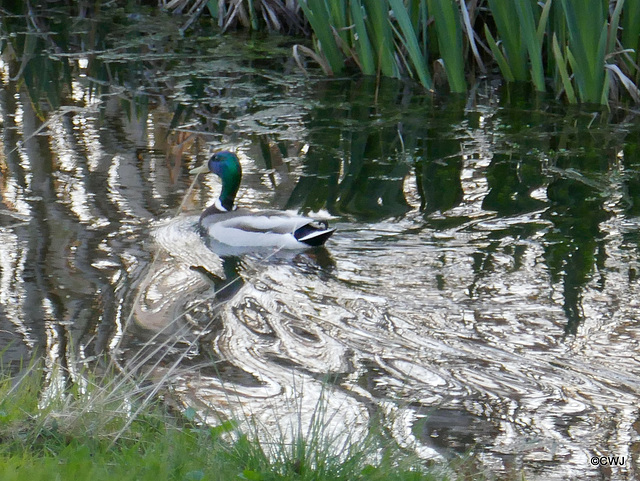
1;11;640;479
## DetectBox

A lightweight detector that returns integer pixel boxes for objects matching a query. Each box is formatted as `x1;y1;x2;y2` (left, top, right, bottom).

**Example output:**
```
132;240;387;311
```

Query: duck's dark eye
210;159;225;176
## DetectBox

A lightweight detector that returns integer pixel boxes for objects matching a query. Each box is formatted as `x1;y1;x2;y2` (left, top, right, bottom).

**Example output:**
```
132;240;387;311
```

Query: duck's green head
208;151;241;181
193;151;242;211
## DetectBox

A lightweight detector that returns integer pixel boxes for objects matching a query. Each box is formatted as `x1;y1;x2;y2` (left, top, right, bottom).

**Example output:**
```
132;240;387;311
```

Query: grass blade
293;43;333;75
407;0;421;30
328;1;349;46
206;0;219;20
621;0;640;81
600;63;611;105
247;0;259;30
606;63;640;102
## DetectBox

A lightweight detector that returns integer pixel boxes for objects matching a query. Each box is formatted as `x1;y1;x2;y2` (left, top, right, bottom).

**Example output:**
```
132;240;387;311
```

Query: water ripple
126;211;640;480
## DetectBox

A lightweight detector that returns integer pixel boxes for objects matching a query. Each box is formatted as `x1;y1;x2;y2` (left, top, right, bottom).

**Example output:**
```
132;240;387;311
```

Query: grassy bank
0;363;452;481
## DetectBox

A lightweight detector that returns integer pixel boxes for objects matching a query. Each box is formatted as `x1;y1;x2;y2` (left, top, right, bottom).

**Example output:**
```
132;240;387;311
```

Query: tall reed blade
552;32;577;103
428;0;466;93
363;0;400;78
514;0;545;92
620;0;640;80
329;1;349;46
608;0;625;54
536;0;553;46
298;0;344;75
486;0;528;81
247;0;259;30
484;25;515;81
389;0;433;90
561;0;608;104
460;0;485;73
206;0;219;21
407;0;422;30
349;0;376;76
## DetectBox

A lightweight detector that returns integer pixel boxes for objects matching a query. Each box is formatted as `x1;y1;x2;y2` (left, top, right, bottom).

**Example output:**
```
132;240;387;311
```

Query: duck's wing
201;209;335;248
215;210;311;234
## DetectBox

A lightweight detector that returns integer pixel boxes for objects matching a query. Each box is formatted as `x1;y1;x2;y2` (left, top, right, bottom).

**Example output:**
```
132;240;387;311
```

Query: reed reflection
2;7;640;478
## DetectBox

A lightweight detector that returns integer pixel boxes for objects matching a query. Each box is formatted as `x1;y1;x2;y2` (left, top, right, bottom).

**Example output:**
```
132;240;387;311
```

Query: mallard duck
190;151;335;248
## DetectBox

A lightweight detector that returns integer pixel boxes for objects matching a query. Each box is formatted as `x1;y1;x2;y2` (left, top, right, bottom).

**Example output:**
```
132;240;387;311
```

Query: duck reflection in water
131;214;336;341
193;246;336;301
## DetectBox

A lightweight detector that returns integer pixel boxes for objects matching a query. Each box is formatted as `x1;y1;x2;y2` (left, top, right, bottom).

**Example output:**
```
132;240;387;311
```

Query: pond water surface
2;9;640;480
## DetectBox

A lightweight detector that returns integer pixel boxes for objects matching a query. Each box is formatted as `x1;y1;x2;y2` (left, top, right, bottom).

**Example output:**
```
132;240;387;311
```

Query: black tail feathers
293;220;336;247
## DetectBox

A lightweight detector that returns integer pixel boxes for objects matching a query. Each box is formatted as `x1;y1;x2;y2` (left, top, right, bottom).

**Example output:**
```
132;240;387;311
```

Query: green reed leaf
552;32;577;103
298;0;345;75
621;0;640;78
608;0;625;54
428;0;466;93
515;0;545;91
484;24;515;82
247;0;259;30
561;0;608;103
329;1;349;46
486;0;528;81
621;0;640;56
364;0;399;78
536;0;553;46
350;0;376;76
389;0;433;90
206;0;219;19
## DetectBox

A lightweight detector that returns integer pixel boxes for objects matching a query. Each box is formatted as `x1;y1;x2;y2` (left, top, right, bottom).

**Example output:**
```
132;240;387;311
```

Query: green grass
0;363;448;481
